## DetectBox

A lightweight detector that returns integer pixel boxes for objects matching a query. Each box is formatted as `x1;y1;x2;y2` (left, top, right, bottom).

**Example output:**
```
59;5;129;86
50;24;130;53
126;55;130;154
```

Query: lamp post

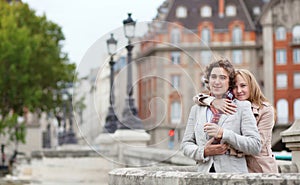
120;13;143;129
103;33;119;133
63;84;77;144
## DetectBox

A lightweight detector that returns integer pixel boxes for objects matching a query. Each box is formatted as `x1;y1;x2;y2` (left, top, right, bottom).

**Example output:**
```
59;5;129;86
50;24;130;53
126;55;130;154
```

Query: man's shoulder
191;104;204;109
234;99;252;107
190;104;207;111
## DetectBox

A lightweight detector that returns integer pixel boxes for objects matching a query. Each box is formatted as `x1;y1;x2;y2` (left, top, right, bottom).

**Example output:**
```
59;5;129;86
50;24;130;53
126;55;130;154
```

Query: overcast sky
22;0;165;76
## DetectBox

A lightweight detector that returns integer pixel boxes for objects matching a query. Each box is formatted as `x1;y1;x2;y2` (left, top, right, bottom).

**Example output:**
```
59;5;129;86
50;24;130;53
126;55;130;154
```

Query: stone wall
122;147;194;167
122;146;297;171
109;166;300;185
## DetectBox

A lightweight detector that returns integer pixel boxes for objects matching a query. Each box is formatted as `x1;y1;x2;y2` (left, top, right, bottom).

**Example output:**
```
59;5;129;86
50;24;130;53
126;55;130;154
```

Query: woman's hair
235;69;269;107
204;58;236;90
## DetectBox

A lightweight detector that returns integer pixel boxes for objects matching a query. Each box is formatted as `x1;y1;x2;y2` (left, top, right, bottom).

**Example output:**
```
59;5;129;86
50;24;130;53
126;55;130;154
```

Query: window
276;49;287;64
294;99;300;120
176;6;187;18
201;28;211;44
171;52;180;65
277;99;289;124
171;28;180;44
171;75;180;89
275;26;286;41
226;5;236;17
232;50;243;64
232;27;242;44
293;49;300;64
294;73;300;88
201;51;211;65
292;25;300;43
171;101;181;124
201;6;212;17
276;73;287;89
253;6;261;16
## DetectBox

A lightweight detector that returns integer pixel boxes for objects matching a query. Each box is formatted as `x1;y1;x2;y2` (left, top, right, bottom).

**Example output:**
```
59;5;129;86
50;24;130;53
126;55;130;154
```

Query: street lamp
120;13;143;129
62;84;77;144
103;33;119;133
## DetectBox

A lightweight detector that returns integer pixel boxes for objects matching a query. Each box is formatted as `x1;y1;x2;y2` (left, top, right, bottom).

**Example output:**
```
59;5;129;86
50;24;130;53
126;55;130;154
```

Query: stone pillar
19;124;42;157
261;9;274;105
94;133;118;164
95;130;150;167
113;129;150;167
281;119;300;170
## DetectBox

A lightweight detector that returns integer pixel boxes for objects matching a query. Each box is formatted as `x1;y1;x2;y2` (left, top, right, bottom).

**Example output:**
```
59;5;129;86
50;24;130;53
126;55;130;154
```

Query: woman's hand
211;98;237;115
204;138;228;157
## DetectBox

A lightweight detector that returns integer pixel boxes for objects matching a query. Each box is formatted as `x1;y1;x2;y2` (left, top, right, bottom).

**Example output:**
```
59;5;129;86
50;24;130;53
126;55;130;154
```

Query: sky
22;0;165;76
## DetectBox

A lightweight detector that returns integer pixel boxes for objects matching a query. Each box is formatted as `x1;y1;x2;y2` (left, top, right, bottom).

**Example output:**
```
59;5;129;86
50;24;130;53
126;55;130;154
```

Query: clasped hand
204;138;228;157
204;123;222;138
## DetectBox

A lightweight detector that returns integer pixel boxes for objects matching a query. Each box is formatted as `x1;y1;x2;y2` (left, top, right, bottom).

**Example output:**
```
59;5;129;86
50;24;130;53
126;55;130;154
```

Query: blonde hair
235;69;269;108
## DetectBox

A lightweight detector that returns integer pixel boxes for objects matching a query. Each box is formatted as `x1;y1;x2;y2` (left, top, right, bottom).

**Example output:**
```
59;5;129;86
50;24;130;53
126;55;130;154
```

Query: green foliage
0;1;76;144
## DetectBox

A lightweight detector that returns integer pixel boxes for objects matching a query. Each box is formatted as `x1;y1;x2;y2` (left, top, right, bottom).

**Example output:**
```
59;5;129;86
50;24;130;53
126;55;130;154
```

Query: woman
194;69;278;173
181;59;261;173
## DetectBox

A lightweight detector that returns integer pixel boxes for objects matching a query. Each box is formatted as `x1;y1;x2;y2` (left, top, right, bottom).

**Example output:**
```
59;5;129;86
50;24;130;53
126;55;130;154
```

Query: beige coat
246;102;278;173
193;94;278;173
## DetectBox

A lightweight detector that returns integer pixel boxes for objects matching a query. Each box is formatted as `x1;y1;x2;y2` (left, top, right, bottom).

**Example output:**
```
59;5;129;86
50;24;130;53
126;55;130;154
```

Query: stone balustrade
109;166;300;185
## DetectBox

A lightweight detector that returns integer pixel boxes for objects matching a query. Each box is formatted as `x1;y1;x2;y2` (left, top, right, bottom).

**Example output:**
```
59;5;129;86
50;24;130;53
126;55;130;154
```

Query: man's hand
204;123;223;138
211;99;237;115
204;138;228;157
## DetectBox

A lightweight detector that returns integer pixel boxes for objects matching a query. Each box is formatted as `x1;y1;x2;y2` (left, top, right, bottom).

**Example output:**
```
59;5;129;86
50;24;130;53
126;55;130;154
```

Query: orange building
260;0;300;124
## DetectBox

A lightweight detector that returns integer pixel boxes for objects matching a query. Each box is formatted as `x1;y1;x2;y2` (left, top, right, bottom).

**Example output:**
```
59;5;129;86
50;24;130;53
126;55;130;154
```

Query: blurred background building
3;0;299;156
83;0;300;151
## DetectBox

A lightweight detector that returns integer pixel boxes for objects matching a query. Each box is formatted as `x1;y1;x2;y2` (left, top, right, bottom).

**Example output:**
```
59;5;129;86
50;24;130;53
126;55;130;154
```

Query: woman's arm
222;100;261;155
193;93;215;106
194;93;236;114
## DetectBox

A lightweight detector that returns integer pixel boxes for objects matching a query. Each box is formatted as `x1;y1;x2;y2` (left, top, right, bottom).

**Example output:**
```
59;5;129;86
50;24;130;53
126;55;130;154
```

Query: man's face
208;67;229;98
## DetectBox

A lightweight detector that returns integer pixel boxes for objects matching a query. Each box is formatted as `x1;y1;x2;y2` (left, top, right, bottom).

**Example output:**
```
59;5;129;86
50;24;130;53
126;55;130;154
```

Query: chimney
219;0;224;18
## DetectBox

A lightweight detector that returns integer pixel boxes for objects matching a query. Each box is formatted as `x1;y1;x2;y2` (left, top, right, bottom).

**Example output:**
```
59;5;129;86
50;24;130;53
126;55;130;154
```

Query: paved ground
5;157;114;185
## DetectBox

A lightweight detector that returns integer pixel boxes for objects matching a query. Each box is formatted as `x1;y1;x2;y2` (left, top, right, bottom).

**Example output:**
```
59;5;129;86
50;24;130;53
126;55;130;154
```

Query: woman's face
209;67;229;98
233;74;250;101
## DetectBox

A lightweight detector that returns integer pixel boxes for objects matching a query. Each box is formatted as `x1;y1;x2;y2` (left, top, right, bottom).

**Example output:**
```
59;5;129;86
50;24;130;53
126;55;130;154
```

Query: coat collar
252;103;259;117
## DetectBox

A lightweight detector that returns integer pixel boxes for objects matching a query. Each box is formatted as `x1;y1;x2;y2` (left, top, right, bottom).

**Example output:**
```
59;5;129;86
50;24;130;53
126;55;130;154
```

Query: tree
0;0;76;144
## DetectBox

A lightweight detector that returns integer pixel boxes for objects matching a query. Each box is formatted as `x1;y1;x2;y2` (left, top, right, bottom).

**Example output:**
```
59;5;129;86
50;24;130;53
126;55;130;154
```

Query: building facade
260;0;300;124
137;0;268;149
